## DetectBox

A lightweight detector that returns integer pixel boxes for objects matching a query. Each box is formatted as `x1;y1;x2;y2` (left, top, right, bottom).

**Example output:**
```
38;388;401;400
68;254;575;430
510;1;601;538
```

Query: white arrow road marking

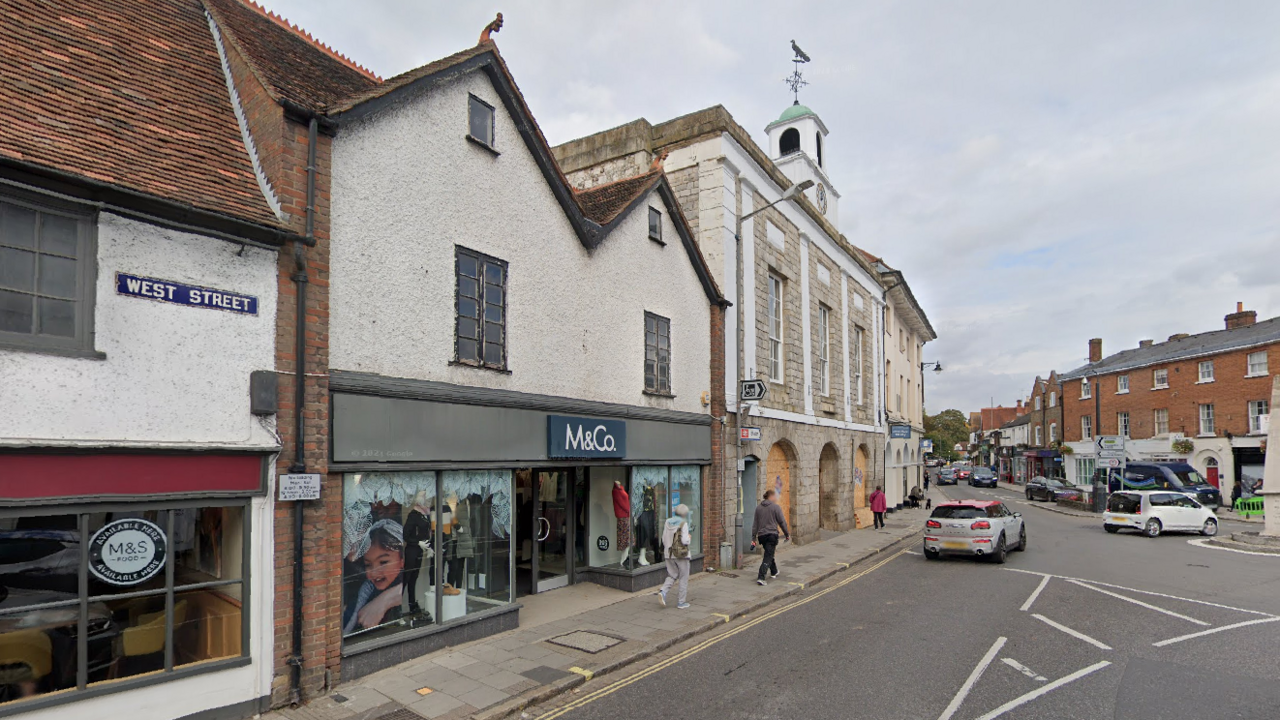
1188;538;1280;557
1019;575;1051;612
1005;568;1277;617
1001;658;1047;682
1065;579;1208;625
1032;614;1112;650
937;636;1006;720
974;661;1112;720
1153;617;1280;647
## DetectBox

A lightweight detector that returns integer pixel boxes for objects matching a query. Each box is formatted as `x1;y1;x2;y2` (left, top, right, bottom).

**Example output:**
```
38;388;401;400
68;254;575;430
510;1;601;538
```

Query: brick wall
705;303;726;558
1064;344;1277;442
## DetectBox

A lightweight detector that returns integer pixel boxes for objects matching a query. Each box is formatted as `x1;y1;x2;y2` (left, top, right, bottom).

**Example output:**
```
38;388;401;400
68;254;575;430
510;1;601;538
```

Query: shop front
329;373;711;679
0;451;269;719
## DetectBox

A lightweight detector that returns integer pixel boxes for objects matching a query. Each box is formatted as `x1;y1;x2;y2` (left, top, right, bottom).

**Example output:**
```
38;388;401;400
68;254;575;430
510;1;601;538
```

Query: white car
923;500;1026;563
1103;490;1218;538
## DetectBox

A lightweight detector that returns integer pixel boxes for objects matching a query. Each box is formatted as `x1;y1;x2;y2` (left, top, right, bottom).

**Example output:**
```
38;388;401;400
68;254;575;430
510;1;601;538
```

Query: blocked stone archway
818;443;841;531
854;444;870;510
765;440;798;532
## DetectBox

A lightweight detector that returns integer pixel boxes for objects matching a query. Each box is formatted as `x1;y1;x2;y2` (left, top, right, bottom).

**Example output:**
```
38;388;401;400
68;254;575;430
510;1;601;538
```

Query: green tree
924;409;971;461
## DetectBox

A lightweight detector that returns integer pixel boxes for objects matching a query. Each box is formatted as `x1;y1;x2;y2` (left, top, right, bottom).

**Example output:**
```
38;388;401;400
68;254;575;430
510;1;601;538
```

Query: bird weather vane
785;40;811;104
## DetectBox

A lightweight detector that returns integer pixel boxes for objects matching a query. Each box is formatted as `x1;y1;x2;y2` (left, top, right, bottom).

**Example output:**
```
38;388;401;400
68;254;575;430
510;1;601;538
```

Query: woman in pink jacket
869;486;887;529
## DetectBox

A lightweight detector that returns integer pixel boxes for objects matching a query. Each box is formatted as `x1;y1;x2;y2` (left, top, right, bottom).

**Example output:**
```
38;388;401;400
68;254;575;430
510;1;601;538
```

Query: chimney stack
1225;302;1257;330
1168;333;1189;342
1088;338;1102;363
1138;339;1153;348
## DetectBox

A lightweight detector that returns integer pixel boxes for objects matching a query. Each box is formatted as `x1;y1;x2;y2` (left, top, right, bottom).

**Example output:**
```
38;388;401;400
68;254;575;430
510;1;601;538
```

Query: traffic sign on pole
739;379;768;402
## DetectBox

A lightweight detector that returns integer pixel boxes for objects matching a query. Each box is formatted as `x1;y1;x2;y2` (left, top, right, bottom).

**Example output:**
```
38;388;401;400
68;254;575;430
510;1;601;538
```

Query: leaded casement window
1118;411;1131;438
1198;360;1214;382
767;274;783;382
1154;408;1169;435
1247;351;1268;377
468;94;495;148
818;304;830;396
455;246;506;370
1248;400;1269;434
644;312;671;394
0;194;97;354
1153;368;1168;389
1198;404;1215;436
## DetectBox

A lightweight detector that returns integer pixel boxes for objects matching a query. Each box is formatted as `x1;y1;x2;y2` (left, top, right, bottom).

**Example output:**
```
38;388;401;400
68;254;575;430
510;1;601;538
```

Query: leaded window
644;312;671;394
455;247;506;370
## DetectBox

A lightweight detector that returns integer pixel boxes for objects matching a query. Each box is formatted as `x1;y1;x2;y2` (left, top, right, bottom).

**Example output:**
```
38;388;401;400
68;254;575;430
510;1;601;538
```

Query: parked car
1103;491;1219;538
924;500;1026;563
1108;462;1222;509
937;468;957;486
953;466;973;482
1025;476;1071;502
969;468;997;488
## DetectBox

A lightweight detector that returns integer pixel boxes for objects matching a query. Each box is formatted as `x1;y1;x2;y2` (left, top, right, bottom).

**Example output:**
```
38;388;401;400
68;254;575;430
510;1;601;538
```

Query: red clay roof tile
575;171;661;225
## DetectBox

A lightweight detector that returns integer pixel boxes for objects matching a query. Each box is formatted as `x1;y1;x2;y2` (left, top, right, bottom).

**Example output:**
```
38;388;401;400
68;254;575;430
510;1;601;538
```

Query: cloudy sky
261;0;1280;414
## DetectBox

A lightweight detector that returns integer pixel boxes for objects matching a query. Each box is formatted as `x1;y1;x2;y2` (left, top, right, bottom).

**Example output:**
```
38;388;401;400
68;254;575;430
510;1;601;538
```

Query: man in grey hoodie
752;490;791;586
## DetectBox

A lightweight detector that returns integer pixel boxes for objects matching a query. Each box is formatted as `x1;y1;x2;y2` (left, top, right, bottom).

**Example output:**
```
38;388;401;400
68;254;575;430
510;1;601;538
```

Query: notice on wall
116;272;258;315
278;473;322;501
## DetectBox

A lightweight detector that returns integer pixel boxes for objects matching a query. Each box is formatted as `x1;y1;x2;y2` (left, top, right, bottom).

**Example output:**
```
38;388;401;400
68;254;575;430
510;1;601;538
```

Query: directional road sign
739;379;768;402
1096;435;1125;459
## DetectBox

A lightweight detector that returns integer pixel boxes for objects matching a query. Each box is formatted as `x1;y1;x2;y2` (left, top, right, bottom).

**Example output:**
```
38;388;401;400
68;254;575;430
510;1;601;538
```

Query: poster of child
341;518;405;634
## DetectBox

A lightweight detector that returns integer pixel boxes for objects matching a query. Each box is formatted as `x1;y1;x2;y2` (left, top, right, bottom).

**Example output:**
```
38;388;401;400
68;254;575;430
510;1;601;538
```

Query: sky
259;0;1280;415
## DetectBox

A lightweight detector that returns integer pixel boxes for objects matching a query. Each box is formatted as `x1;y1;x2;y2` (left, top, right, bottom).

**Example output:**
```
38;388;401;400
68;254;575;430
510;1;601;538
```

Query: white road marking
1005;567;1278;618
904;550;920;555
1032;613;1112;650
973;661;1112;720
1000;657;1047;682
1152;617;1280;647
1065;579;1208;625
936;636;1006;720
1019;575;1051;612
1188;538;1280;558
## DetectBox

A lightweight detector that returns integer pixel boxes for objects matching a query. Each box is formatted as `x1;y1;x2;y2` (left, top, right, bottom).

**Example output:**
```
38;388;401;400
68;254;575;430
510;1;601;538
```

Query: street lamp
731;179;813;566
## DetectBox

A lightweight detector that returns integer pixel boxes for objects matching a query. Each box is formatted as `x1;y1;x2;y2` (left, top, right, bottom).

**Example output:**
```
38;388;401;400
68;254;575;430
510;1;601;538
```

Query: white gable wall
329;71;711;415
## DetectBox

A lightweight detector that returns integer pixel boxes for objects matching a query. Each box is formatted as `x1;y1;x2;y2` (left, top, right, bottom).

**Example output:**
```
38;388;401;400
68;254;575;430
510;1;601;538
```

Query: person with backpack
657;504;693;609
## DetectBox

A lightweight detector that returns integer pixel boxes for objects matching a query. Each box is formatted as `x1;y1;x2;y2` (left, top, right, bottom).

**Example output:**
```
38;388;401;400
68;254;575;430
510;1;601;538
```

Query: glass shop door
533;469;572;592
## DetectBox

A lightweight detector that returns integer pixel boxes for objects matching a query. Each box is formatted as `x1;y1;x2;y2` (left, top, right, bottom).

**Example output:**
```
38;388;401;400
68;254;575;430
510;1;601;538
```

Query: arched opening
818;443;841;531
854;444;870;510
815;132;823;167
897;448;907;501
765;441;797;533
1205;456;1220;489
780;128;800;156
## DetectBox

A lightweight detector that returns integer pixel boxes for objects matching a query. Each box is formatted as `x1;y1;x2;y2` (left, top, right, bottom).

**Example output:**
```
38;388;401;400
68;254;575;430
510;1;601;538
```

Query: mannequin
635;484;656;566
402;492;433;621
612;481;631;569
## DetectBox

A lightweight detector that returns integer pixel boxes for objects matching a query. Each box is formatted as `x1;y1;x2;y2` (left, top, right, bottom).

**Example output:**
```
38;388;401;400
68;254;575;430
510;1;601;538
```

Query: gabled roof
202;0;379;110
576;170;661;225
1060;316;1280;381
0;0;286;234
1001;414;1032;429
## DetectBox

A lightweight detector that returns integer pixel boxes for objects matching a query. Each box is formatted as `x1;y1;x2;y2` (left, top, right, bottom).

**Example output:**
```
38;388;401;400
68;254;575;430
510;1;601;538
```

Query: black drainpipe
287;115;318;705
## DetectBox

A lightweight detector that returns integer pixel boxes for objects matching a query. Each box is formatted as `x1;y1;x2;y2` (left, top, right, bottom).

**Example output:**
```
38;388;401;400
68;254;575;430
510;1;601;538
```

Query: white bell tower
765;103;839;226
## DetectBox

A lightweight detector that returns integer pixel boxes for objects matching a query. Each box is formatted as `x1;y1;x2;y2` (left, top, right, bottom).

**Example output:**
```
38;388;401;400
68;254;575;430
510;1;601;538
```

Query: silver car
923;500;1026;563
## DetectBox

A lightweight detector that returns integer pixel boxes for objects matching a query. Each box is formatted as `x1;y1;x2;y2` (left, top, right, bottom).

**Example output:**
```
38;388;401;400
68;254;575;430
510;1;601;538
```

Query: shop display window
342;472;512;647
630;467;670;566
0;503;247;709
669;466;701;556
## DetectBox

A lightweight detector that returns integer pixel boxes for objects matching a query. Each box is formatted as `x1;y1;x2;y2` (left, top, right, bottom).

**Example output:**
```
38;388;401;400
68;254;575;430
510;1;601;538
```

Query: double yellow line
535;547;909;719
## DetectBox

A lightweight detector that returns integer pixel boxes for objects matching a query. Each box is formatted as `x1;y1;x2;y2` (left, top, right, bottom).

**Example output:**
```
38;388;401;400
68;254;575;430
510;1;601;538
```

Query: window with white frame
1034;395;1041;411
1153;368;1168;389
1081;380;1091;399
1034;425;1042;445
1153;408;1169;435
1198;360;1214;382
767;274;783;382
1049;391;1057;407
1117;375;1129;393
818;304;830;396
1199;404;1215;435
1249;400;1269;434
1049;423;1057;443
1247;351;1268;377
853;326;864;405
1118;411;1130;438
1081;415;1092;439
1076;457;1096;485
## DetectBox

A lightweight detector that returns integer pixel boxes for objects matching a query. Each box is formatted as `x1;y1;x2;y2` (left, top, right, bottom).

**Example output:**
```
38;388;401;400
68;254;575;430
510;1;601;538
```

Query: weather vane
785;40;811;105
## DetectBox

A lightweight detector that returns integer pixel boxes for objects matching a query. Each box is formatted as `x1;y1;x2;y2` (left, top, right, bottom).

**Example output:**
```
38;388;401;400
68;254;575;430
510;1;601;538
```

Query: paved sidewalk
267;505;929;720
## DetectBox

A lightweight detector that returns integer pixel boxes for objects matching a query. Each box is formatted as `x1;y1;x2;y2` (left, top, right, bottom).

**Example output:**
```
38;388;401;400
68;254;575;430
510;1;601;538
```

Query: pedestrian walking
1230;479;1243;512
657;504;693;609
751;490;790;586
870;485;887;529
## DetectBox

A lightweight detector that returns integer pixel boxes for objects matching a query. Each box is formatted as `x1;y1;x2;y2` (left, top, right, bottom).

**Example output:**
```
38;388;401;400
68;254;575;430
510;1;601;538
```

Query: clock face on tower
816;183;828;214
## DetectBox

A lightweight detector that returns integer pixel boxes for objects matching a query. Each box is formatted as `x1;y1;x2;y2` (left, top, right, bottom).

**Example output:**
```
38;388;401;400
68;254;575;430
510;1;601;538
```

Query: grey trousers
660;557;690;605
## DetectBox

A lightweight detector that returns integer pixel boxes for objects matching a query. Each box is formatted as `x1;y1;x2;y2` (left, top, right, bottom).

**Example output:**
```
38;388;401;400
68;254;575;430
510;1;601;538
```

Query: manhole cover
547;630;624;654
369;709;425;720
717;571;739;578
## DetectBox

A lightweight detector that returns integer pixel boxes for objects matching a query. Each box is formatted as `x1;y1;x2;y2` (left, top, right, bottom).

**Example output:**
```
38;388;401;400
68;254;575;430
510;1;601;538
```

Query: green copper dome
777;103;814;123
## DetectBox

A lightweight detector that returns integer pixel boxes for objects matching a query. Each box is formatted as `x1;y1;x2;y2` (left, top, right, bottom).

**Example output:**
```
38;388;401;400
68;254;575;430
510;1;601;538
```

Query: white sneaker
757;579;767;586
657;590;667;607
770;572;779;579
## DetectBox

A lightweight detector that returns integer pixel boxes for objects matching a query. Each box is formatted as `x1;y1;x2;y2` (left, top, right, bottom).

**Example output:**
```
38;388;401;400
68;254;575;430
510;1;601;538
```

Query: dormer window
468;94;495;149
648;207;663;244
780;128;800;156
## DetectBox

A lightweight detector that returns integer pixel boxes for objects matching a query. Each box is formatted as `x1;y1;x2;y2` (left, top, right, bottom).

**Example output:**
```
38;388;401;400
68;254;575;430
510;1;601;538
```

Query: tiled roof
575;171;661;225
1001;414;1032;429
1060;316;1280;380
327;43;491;114
0;0;282;226
203;0;379;110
